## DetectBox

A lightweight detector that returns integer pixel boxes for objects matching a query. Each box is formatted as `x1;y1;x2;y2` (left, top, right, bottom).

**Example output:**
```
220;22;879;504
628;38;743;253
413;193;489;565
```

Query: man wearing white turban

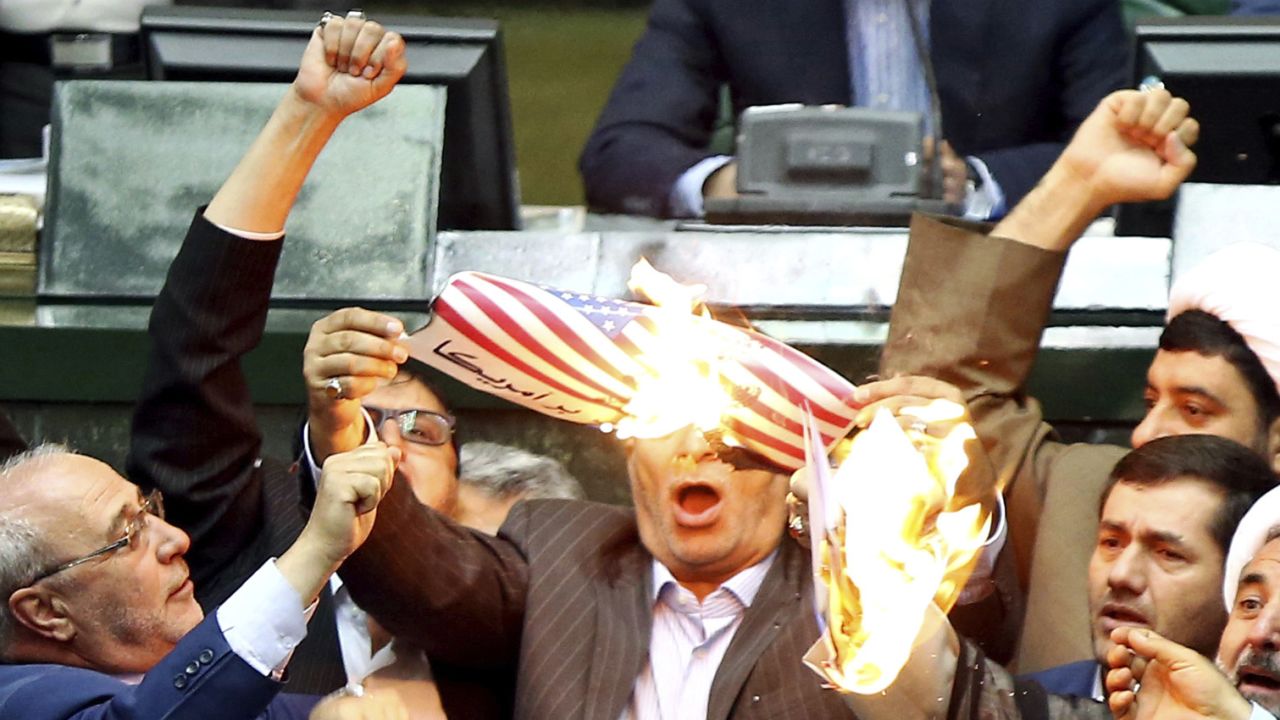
861;86;1280;680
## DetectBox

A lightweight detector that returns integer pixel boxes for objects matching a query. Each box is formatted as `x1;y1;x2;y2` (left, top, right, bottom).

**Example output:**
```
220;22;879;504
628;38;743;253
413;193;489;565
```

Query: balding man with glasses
0;440;402;720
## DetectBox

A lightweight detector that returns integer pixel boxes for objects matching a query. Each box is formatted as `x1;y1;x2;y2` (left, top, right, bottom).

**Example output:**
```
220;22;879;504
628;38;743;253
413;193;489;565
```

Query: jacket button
174;675;188;689
752;695;761;703
198;649;215;665
185;662;200;675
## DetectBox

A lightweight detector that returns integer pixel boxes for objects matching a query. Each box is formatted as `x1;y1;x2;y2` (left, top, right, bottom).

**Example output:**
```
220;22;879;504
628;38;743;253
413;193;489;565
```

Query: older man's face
1087;478;1228;662
626;425;787;598
1218;537;1280;714
13;454;202;673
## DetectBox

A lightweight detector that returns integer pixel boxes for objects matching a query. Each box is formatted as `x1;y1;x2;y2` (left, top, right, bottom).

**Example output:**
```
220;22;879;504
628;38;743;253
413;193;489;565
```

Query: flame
608;259;739;440
814;400;991;694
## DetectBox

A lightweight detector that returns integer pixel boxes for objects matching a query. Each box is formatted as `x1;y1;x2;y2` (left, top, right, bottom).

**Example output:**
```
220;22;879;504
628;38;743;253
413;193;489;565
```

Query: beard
1223;646;1280;715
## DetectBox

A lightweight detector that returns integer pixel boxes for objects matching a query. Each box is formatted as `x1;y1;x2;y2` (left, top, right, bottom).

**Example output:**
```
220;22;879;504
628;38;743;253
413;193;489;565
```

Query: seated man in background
863;86;1280;673
1024;431;1275;698
831;434;1275;720
578;0;1127;219
454;441;584;535
0;440;402;719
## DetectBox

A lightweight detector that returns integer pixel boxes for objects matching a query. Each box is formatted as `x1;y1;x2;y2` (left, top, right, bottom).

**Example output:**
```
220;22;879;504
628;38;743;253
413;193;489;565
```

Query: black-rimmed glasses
365;405;455;446
30;489;165;585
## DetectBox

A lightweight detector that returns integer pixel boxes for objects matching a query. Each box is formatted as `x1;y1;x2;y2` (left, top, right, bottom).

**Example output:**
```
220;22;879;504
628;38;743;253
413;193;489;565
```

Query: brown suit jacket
340;475;856;719
881;214;1128;672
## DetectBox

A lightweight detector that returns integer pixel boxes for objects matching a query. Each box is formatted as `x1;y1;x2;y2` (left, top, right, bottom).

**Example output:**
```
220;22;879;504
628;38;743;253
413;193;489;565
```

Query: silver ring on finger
317;11;338;28
1138;75;1164;93
346;8;366;20
908;419;929;435
324;377;345;400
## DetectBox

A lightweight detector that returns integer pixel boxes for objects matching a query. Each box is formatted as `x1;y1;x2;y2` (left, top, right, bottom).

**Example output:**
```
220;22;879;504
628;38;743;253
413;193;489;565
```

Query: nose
1106;543;1148;597
1130;406;1171;448
672;425;717;463
153;517;191;564
1247;601;1280;652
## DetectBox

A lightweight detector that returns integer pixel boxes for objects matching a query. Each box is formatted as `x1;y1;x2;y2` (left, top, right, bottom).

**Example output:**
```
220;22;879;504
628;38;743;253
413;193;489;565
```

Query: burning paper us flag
404;264;860;471
802;400;997;694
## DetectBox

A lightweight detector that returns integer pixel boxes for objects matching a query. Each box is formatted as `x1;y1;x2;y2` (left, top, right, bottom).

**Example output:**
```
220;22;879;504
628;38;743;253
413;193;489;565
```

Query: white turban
1224;484;1280;610
1167;243;1280;399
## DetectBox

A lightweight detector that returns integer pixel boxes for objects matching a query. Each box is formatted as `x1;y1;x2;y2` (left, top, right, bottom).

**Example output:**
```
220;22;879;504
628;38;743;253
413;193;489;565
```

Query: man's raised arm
127;15;407;603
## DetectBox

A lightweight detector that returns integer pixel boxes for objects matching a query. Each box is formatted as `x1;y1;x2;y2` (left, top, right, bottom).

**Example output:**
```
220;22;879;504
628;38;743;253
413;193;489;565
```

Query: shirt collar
650;550;778;609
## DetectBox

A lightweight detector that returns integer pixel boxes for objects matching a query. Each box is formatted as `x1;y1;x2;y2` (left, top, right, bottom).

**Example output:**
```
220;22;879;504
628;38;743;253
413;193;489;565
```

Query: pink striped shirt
624;552;778;720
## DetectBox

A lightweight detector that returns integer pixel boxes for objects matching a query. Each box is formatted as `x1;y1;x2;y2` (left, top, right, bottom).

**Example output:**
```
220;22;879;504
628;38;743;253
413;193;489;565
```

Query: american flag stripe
411;271;861;471
432;299;622;414
723;417;804;466
482;275;642;390
751;331;861;406
453;276;629;400
745;349;855;430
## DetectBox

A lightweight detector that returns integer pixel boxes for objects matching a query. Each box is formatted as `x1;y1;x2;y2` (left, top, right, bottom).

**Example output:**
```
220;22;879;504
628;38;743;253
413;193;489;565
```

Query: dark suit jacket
125;213;508;716
340;476;855;720
0;612;319;720
126;212;346;695
1023;660;1101;699
579;0;1128;217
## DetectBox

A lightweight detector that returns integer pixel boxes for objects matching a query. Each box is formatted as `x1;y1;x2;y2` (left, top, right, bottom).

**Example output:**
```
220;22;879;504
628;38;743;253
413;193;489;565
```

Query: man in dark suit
579;0;1128;219
339;422;857;719
122;9;466;712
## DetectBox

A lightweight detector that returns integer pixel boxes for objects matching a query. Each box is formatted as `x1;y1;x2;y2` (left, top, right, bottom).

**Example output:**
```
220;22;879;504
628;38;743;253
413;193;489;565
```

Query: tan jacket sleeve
881;213;1128;671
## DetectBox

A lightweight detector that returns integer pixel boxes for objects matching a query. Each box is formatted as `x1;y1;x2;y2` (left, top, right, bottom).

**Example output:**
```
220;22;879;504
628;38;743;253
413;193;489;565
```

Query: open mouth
1239;669;1280;693
673;483;723;528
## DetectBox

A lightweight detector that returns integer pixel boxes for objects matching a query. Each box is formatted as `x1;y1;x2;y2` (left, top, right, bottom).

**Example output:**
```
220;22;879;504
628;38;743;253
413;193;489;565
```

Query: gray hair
458;442;584;501
0;444;72;655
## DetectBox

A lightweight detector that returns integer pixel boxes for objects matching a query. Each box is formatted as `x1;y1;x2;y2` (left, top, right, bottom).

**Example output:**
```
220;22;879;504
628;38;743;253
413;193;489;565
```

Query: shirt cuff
962;156;1007;221
216;560;313;678
1252;702;1277;720
669;155;734;218
302;408;377;487
205;217;286;241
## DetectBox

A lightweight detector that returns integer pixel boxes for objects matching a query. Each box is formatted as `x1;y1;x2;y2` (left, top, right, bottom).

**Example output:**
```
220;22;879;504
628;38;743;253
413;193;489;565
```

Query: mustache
1228;646;1280;682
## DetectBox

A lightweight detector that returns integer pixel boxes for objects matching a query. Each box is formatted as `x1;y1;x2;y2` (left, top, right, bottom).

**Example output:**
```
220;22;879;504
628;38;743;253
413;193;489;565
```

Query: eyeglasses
30;489;165;585
365;405;455;446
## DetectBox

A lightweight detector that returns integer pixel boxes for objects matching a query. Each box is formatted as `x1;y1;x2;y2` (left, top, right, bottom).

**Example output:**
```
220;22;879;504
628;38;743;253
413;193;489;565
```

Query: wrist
279;88;346;139
994;163;1105;252
278;528;345;603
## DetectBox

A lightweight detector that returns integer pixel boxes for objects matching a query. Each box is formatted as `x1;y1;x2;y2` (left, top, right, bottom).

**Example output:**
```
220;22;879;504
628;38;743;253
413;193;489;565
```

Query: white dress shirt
624;552;777;720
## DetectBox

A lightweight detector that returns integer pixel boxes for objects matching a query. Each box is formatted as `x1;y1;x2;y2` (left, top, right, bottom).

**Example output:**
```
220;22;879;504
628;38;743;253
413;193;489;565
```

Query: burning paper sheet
405;263;859;471
803;401;992;694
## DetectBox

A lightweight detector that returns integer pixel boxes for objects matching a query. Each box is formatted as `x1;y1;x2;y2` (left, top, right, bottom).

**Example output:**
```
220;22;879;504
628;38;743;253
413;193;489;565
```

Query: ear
9;587;76;643
1267;416;1280;474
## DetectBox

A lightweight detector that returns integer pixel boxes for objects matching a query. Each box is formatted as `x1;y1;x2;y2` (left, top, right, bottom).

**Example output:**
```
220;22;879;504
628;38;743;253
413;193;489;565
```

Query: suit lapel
582;541;653;720
705;539;805;720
